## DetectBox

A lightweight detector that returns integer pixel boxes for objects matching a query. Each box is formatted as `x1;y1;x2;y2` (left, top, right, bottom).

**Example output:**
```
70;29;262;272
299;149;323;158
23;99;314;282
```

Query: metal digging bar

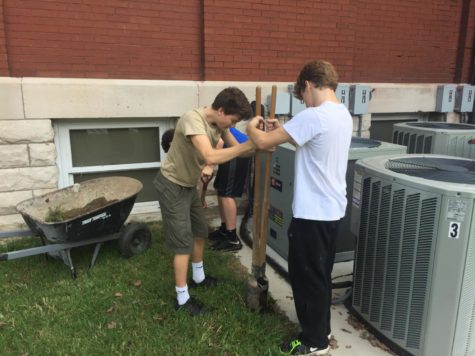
247;85;277;311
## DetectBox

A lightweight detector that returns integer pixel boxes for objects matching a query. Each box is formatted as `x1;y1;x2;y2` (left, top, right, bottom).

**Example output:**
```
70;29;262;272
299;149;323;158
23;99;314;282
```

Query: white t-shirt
282;101;353;221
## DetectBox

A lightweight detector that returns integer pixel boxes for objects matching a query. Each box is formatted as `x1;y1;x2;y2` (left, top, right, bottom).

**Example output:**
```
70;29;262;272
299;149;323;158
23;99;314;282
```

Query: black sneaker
211;237;242;252
208;227;226;241
174;297;209;317
189;275;219;288
281;339;329;355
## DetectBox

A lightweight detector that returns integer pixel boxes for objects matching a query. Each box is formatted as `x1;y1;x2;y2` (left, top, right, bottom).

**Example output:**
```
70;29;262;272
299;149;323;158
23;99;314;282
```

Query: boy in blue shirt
209;126;250;252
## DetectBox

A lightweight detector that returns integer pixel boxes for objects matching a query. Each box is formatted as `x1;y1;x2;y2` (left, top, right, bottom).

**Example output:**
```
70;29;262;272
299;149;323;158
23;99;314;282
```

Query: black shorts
213;157;250;198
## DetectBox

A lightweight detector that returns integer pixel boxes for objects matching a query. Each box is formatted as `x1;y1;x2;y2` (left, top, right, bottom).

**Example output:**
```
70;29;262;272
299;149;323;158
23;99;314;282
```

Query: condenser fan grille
351;137;382;149
407;122;475;130
385;157;475;183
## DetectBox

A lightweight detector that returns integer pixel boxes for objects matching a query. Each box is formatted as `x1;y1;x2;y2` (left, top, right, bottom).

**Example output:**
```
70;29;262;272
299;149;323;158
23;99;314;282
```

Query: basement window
54;118;175;213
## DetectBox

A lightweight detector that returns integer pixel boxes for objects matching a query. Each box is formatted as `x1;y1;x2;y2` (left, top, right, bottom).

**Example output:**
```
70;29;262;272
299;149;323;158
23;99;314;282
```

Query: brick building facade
0;0;473;83
0;0;474;232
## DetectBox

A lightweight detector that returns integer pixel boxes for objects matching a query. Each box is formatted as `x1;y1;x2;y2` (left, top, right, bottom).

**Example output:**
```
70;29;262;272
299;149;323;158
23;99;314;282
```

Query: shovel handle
255;86;262;117
256;85;277;266
252;85;277;272
252;86;262;262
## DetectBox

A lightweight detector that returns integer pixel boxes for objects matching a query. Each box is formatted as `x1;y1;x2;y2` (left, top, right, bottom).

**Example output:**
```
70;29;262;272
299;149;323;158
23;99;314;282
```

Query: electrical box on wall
269;92;290;115
287;84;306;116
349;85;370;115
435;84;456;112
336;84;350;108
454;85;475;113
291;96;307;116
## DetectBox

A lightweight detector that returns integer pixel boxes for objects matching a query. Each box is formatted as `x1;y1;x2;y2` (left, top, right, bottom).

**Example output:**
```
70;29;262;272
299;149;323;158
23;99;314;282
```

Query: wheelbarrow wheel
118;223;151;258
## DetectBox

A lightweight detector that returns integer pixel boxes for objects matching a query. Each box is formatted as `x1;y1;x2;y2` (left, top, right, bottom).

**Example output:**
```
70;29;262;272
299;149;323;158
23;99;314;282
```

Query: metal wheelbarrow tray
1;177;151;278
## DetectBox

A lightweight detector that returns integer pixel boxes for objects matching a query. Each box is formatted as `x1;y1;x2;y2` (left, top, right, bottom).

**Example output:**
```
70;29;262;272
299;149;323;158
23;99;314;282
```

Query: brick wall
460;0;475;83
0;0;8;76
1;0;473;83
352;0;461;83
203;0;357;82
3;0;202;79
204;0;469;83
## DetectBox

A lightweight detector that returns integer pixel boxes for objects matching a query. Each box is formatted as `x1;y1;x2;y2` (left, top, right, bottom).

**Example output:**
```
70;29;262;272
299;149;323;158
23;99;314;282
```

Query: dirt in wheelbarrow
45;197;118;222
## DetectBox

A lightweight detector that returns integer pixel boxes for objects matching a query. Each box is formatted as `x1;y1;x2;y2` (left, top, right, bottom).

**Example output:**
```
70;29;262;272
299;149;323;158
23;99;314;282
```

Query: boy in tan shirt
153;87;255;316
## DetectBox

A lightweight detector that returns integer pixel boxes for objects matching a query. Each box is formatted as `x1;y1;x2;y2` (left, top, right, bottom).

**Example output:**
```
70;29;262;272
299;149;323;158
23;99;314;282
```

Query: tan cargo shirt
160;108;225;187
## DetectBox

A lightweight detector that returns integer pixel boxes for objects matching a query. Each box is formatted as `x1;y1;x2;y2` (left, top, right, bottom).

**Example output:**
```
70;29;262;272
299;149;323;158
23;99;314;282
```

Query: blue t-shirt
230;127;248;143
223;127;248;147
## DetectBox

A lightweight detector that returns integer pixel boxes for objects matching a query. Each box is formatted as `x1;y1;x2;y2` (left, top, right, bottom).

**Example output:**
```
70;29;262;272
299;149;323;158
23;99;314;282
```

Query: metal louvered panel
393;123;475;159
369;184;392;323
380;189;405;332
393;193;420;340
408;133;417;153
448;135;463;157
398;131;404;145
423;136;432;153
416;135;424;153
406;197;438;349
393;130;399;144
353;177;372;307
448;135;475;159
453;214;475;356
355;184;437;350
462;229;475;356
361;181;381;315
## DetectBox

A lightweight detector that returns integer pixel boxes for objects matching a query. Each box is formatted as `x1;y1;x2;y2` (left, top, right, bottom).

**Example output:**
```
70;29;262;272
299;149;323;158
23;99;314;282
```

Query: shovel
247;85;277;311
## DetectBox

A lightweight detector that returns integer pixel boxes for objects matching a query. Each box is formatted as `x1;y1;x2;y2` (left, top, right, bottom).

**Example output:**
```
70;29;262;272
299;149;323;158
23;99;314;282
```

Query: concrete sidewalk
224;216;393;356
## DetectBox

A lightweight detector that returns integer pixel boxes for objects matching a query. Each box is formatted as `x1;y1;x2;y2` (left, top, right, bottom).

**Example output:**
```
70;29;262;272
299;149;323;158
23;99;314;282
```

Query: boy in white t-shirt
247;60;352;355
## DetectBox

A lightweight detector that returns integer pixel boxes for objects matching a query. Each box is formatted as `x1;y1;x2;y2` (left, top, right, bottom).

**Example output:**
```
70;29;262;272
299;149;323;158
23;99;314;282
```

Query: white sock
176;285;190;306
192;261;205;284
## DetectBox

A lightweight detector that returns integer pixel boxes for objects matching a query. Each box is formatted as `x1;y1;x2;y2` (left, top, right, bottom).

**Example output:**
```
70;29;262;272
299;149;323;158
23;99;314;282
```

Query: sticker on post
448;221;461;239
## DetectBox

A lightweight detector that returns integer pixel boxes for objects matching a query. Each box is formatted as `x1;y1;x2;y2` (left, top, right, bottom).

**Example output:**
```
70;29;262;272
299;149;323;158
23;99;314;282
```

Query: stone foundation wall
0;79;58;231
0;78;463;233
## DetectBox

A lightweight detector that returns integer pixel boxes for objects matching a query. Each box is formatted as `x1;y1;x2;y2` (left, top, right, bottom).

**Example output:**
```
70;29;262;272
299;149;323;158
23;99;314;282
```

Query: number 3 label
449;222;461;239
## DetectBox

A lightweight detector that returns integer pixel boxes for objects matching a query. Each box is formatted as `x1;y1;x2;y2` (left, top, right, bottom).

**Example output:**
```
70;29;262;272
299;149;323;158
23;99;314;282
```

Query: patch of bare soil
329;335;339;350
346;314;397;355
45;197;117;222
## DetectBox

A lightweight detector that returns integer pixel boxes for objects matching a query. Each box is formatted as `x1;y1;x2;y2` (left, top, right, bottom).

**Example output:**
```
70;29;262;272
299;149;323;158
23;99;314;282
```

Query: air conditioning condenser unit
392;122;475;159
266;138;407;264
350;154;475;356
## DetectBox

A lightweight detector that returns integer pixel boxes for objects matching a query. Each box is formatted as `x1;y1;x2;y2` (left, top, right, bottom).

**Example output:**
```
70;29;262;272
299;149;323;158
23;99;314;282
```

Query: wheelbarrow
1;176;152;278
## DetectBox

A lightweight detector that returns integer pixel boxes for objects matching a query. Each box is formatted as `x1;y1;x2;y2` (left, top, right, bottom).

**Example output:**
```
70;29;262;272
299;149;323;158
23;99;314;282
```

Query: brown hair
161;128;174;153
293;60;338;100
212;87;253;120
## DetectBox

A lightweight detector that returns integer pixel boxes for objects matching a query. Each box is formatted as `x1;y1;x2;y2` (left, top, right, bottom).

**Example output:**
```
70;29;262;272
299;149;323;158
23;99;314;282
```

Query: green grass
0;223;295;355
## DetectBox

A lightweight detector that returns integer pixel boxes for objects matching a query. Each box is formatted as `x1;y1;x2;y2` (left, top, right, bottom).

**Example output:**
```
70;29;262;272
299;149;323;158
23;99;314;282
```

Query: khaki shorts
153;170;208;254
